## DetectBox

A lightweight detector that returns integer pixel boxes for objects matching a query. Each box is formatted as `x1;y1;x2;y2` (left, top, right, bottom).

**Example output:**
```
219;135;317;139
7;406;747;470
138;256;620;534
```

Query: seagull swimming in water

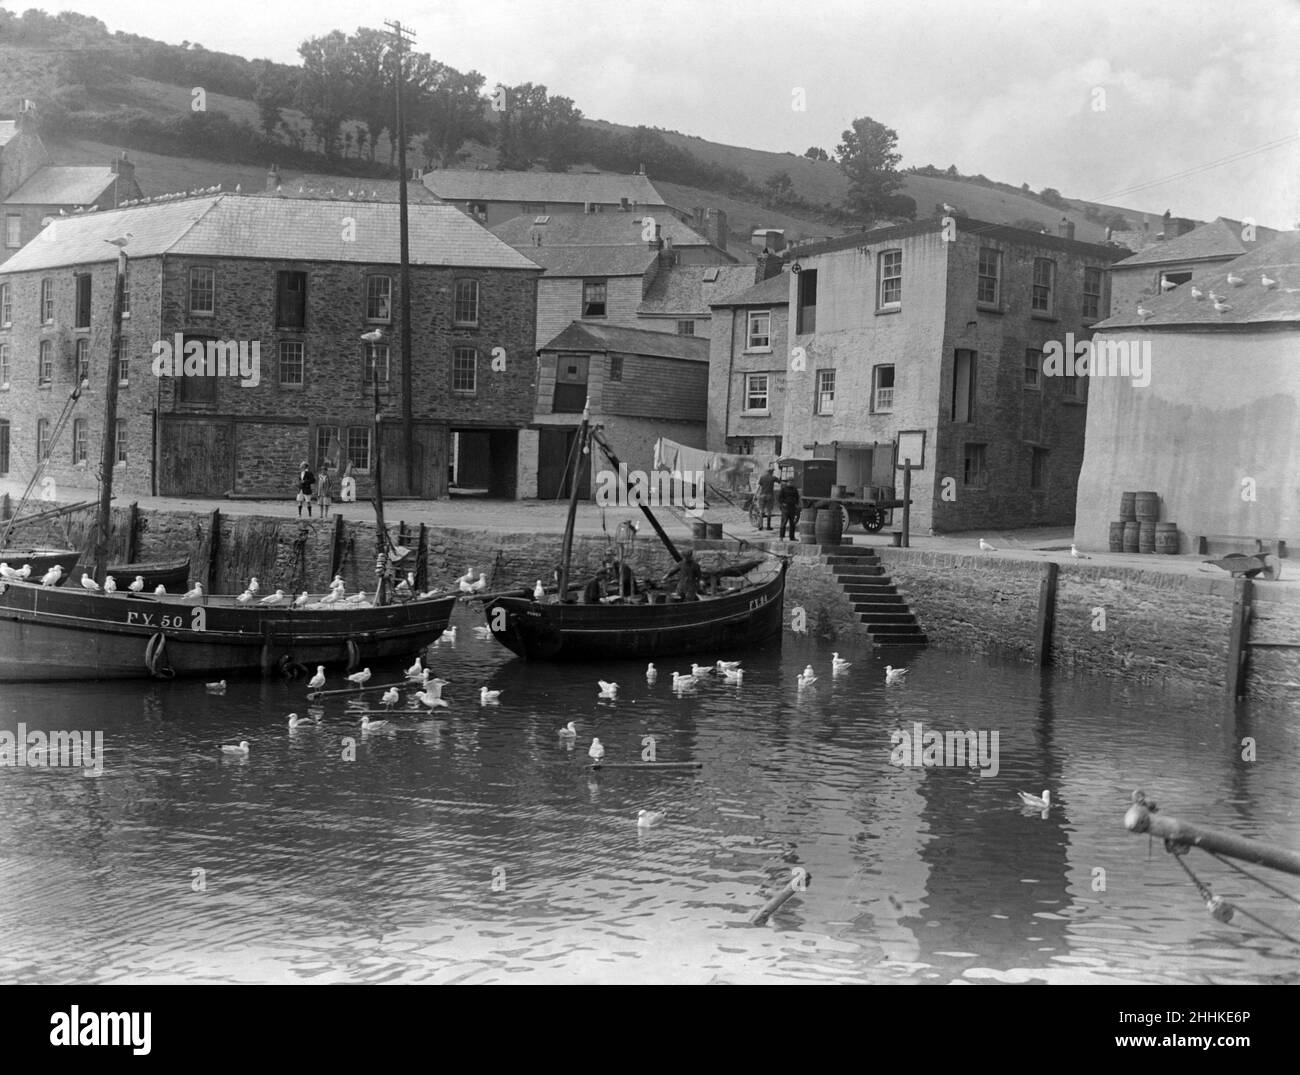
588;737;605;761
1017;789;1051;810
359;716;389;731
598;680;618;699
831;652;851;674
206;680;227;693
414;690;449;709
723;667;744;684
884;665;908;686
716;660;741;673
438;626;457;643
480;687;502;704
308;665;326;690
221;741;249;756
671;671;697;691
346;668;371;688
287;713;316;728
797;666;817;689
646;663;657;683
558;721;577;739
637;809;665;828
690;662;713;678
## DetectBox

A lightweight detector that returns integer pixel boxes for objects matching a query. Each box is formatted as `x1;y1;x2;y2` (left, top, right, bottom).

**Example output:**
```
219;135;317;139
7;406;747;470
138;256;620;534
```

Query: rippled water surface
2;606;1297;985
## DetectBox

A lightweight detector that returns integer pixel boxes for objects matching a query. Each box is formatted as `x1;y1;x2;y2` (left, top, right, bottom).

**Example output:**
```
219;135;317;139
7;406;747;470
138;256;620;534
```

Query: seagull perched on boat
469;572;487;593
259;589;286;606
237;589;254;604
293;591;310;608
458;574;478;594
40;565;63;587
832;653;851;674
978;538;998;551
456;566;475;587
716;660;741;673
180;582;202;599
414;690;448;708
588;738;605;761
154;585;166;595
405;656;423;678
884;665;908;686
797;666;817;689
558;721;577;739
221;741;249;756
533;580;546;601
320;588;341;605
103;575;117;593
0;562;19;580
80;572;101;592
381;687;400;707
206;680;227;693
247;577;259;595
646;662;658;683
346;668;372;688
690;663;712;678
308;666;326;690
1017;789;1051;810
129;575;146;592
598;680;618;699
359;716;389;732
480;687;502;704
287;713;316;728
637;809;665;828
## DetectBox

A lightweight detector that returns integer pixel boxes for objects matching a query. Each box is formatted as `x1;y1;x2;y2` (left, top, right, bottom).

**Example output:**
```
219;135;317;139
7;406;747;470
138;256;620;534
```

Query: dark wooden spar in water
481;407;787;661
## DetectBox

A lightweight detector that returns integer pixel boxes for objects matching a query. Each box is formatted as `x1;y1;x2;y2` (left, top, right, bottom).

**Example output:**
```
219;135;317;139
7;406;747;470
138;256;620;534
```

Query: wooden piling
126;501;139;563
1226;577;1253;698
329;513;345;581
901;458;912;548
749;872;811;926
415;523;429;592
1035;561;1059;666
204;508;221;595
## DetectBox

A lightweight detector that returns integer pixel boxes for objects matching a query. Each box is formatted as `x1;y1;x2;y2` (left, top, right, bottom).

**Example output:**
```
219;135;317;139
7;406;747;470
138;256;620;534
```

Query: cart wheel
863;506;885;533
839;503;852;533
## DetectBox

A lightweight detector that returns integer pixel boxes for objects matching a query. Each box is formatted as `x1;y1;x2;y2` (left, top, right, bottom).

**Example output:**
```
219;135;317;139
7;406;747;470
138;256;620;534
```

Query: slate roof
1112;218;1283;268
638;263;774;316
424;170;667;207
492;211;715;249
1095;230;1300;329
539;321;710;362
790;216;1126;261
0;193;542;274
509;245;656;277
709;272;790;307
0;120;17;148
254;175;441;203
5;165;116;206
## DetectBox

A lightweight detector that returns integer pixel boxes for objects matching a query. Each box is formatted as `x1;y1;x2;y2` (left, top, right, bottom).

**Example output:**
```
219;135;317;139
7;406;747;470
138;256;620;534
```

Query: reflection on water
1;605;1297;984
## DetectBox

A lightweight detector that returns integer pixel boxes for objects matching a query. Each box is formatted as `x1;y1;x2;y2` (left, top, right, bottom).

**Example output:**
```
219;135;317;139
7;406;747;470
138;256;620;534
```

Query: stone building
781;217;1126;532
0;193;540;499
421;169;674;229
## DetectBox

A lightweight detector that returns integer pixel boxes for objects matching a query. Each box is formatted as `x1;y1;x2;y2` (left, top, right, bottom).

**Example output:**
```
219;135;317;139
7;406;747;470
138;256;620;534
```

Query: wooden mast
555;401;590;601
92;244;128;584
370;353;390;606
588;427;682;562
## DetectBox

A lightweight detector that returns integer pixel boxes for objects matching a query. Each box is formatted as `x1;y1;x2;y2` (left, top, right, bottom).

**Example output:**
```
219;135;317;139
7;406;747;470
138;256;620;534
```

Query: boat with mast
479;404;787;661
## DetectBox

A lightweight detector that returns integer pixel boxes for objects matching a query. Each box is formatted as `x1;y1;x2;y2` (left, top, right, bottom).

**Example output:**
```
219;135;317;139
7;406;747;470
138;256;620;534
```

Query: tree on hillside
803;146;829;161
538;93;584;172
496;82;548;170
416;62;489;169
835;116;904;220
253;63;293;139
1038;187;1067;209
345;27;394;162
296;30;356;158
765;170;794;198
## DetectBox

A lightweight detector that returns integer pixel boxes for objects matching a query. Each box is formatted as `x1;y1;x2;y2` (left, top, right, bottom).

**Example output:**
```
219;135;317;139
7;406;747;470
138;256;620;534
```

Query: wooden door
159;418;233;495
538;427;589;500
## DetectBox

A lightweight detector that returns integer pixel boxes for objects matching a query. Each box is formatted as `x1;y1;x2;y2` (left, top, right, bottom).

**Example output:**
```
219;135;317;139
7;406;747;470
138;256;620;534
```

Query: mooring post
901;458;912;548
416;522;428;592
126;501;139;563
205;508;221;594
329;513;345;580
1226;577;1253;698
1036;561;1059;666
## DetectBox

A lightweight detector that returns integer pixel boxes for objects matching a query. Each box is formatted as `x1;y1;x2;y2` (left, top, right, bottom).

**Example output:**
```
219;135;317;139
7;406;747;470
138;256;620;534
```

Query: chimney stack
703;207;728;253
1057;217;1075;240
266;164;280;193
755;249;785;283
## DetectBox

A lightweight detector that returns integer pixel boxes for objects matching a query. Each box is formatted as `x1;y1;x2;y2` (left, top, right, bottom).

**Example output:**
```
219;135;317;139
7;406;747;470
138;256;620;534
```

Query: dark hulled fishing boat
0;548;191;591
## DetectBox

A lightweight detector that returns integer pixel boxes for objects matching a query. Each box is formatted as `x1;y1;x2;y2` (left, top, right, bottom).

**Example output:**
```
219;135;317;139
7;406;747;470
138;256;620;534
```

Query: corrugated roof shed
5;165;116;206
423;170;667;206
539;321;710;361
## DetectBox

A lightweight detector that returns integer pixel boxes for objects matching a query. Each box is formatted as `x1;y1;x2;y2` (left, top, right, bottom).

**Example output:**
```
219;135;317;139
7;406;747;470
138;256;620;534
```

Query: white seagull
690;662;713;677
0;563;18;581
671;671;697;691
103;575;117;593
558;721;578;739
723;667;744;684
1190;286;1204;300
456;566;475;587
237;590;254;604
472;625;493;640
1214;299;1232;313
129;575;146;592
884;665;908;686
978;538;998;551
320;588;341;605
1159;277;1178;291
381;687;400;707
308;666;326;690
797;666;817;689
469;572;487;593
405;656;423;678
637;810;665;828
1070;544;1090;559
832;652;851;673
438;626;457;643
480;687;502;704
247;577;259;595
414;690;449;709
359;716;389;731
287;713;316;728
1226;272;1244;287
293;591;310;608
1262;273;1277;289
154;585;167;595
1136;304;1153;319
346;668;372;688
206;679;227;693
221;741;249;756
40;565;63;586
598;680;618;699
646;662;658;682
533;580;545;601
716;660;741;673
80;572;101;592
259;589;286;606
1017;789;1051;810
588;738;605;761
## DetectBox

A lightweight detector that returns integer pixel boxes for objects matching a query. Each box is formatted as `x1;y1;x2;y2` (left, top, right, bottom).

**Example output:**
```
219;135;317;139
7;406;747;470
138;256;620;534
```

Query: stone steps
818;543;927;647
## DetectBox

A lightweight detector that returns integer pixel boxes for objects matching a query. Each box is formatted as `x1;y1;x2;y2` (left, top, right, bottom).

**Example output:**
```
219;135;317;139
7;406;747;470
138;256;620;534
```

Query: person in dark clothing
296;461;316;517
582;573;605;604
603;556;637;597
778;479;801;540
665;548;703;601
757;466;776;530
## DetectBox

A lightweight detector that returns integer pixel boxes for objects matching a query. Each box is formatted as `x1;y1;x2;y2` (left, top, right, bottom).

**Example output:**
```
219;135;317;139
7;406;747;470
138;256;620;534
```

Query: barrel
797;517;817;544
1108;521;1124;552
1138;521;1156;553
1155;522;1178;555
1119;492;1137;521
1122;521;1140;552
814;507;844;546
1134;491;1160;522
691;519;707;540
705;521;723;541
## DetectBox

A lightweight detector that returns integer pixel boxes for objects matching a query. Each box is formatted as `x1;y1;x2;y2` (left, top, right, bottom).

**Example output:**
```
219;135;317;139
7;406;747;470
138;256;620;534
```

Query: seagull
978;538;998;551
1017;789;1051;810
637;809;665;828
941;203;956;214
80;572;101;592
438;626;457;643
1190;286;1204;300
320;588;341;605
558;721;577;739
247;577;259;595
287;713;316;728
480;687;502;704
293;591;310;608
221;741;249;756
533;580;545;601
588;738;605;761
1136;304;1153;319
39;565;62;587
472;625;493;640
832;652;851;673
1262;273;1277;289
259;589;286;606
716;660;741;672
129;575;146;592
1208;291;1220;302
0;563;19;580
598;680;618;699
646;662;658;682
469;572;487;593
671;671;697;691
723;667;744;684
884;665;908;686
797;666;817;689
206;680;227;693
458;574;477;594
346;668;372;688
103;575;117;593
456;566;476;587
690;662;713;677
405;656;423;678
414;690;449;709
1214;299;1232;313
1070;543;1090;559
331;575;345;590
154;585;167;595
359;716;389;731
1226;272;1243;287
1159;278;1178;291
308;665;326;690
381;687;400;707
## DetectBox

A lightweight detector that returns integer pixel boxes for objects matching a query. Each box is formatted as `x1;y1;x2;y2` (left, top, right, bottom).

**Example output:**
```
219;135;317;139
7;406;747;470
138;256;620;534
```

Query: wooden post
416;522;428;592
1226;577;1253;698
126;501;139;563
204;508;221;594
330;513;345;581
901;458;912;548
1036;561;1059;666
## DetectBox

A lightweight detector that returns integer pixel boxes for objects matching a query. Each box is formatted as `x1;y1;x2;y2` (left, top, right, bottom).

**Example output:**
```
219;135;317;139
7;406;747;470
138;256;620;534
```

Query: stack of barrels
1110;491;1178;554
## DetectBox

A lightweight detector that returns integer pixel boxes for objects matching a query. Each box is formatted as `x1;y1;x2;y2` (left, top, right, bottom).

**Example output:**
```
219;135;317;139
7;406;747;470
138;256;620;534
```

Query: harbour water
1;605;1296;985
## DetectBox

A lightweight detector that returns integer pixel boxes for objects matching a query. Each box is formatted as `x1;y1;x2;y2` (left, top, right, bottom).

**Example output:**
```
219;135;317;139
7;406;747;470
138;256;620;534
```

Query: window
38;339;52;385
37;417;50;461
1017;347;1042;390
118;346;129;385
1031;447;1048;489
1159;269;1191;290
878;250;902;308
0;282;11;325
120;266;130;318
363;341;390;386
452;347;477;393
72;418;87;464
115;418;127;464
468;201;488;222
582;280;607;318
189;267;215;315
40;278;53;323
0;344;9;387
746;310;771;350
1063;372;1085;400
963;442;987;486
952;349;976;422
453;279;479;326
815;368;835;415
553;353;589;413
279;341;304;386
796;268;817;333
1032;258;1055;315
608;355;623;381
977;248;1001;306
0;418;8;475
74;274;91;329
1084;267;1105;319
276;271;307;328
873;364;895;412
366;276;392;323
316;425;339;470
175;370;217;404
75;338;89;384
729;437;755;455
4;214;19;248
676;320;695;336
347;426;371;472
744;373;769;413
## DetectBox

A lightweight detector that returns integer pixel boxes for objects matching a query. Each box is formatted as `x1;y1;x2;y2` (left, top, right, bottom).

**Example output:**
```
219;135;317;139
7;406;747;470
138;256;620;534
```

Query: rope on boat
144;632;175;679
1166;836;1300;943
345;639;361;673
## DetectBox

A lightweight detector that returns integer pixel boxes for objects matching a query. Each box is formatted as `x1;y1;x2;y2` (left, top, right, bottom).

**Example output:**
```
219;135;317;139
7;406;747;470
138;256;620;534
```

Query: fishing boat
481;406;788;661
0;547;191;591
0;245;455;682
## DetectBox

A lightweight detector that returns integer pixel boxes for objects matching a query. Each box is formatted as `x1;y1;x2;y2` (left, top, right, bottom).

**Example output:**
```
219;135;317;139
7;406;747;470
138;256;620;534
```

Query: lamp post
362;328;391;603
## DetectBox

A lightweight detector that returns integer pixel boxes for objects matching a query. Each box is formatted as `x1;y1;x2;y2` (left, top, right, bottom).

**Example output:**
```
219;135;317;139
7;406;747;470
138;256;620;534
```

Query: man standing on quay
757;465;776;530
296;461;316;518
778;477;801;541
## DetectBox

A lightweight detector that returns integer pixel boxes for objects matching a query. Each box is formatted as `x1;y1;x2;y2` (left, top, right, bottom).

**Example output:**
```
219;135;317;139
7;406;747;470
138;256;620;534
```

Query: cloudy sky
28;0;1300;227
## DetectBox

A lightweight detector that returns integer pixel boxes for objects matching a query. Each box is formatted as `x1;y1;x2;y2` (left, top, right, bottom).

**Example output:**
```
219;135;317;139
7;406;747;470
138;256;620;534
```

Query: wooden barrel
691;519;707;540
705;521;723;541
1155;522;1178;554
1108;521;1124;552
814;507;843;546
1119;492;1137;521
1122;521;1140;552
1138;520;1156;553
797;517;817;544
1134;491;1160;522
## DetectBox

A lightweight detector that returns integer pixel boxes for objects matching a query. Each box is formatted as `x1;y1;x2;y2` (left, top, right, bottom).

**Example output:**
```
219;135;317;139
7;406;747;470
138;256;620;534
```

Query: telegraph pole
384;18;417;495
